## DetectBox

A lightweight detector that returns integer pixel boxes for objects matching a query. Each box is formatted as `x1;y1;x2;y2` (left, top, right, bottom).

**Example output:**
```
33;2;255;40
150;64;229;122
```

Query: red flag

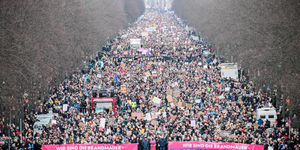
121;69;125;75
16;129;20;136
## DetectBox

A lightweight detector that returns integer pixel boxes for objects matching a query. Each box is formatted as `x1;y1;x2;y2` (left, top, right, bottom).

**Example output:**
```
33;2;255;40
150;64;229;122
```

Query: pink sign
42;143;138;150
168;142;264;150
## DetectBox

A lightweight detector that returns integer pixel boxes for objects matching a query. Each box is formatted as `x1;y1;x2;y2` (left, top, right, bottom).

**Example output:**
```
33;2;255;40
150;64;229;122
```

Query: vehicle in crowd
256;107;278;127
91;97;116;115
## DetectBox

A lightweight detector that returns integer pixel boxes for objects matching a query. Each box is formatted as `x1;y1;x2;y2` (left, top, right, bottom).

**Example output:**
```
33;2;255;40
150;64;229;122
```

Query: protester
1;9;299;150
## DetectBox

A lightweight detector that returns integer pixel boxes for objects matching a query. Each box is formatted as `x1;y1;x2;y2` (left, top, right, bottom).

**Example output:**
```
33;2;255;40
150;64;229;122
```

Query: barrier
42;143;138;150
168;142;264;150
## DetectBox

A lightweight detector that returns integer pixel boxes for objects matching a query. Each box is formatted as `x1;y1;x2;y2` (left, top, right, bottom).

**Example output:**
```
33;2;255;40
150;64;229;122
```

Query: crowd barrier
42;142;264;150
168;142;264;150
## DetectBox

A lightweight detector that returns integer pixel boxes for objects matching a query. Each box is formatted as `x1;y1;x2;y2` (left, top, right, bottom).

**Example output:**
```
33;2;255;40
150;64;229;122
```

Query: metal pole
289;124;290;139
8;108;11;150
20;118;22;144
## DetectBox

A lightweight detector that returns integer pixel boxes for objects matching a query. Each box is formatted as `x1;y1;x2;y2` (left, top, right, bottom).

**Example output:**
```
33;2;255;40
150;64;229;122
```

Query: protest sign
151;112;158;119
173;90;180;97
146;113;151;121
132;113;137;117
167;95;173;102
100;118;106;129
170;114;177;121
142;32;148;37
121;85;127;93
63;104;68;111
178;102;185;107
137;113;144;120
191;120;196;127
167;90;173;95
78;122;85;127
151;120;159;126
108;118;115;126
127;131;132;136
152;97;161;104
145;71;151;77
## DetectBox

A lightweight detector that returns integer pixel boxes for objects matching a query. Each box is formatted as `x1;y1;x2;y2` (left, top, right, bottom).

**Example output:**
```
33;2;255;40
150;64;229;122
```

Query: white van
256;107;277;127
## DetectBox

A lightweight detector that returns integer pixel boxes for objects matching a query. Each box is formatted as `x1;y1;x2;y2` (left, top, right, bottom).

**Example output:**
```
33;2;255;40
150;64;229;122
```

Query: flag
16;129;20;136
115;73;118;85
288;116;291;125
121;69;125;75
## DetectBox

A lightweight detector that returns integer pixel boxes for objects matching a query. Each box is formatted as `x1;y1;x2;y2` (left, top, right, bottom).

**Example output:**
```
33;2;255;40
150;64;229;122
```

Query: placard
173;91;180;97
167;90;173;95
151;112;158;119
191;120;196;127
253;123;259;129
151;120;159;126
137;113;144;120
146;113;151;121
170;103;175;108
170;114;176;121
145;71;151;77
127;131;132;136
108;118;115;126
178;102;185;107
100;118;106;129
152;97;161;104
132;113;138;117
167;95;173;102
142;32;148;37
186;103;192;108
63;104;68;111
121;85;127;93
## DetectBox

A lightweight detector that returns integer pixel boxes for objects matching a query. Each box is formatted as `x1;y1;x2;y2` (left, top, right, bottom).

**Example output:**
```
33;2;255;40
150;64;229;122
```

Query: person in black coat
138;137;143;150
33;140;42;150
142;137;150;150
130;136;137;144
158;136;167;150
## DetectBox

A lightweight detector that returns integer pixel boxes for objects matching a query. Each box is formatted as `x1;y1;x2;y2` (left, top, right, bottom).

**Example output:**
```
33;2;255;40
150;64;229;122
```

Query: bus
91;97;116;116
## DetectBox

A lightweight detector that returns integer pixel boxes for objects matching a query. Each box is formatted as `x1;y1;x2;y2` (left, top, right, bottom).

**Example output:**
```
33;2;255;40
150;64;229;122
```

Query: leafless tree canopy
0;0;144;121
172;0;300;126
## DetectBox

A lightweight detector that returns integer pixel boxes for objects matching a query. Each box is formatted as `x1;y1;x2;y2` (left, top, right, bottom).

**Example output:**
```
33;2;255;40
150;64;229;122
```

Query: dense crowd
0;9;299;150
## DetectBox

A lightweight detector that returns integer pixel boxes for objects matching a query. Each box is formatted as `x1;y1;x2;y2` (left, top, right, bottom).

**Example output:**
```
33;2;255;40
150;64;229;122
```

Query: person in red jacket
150;135;156;150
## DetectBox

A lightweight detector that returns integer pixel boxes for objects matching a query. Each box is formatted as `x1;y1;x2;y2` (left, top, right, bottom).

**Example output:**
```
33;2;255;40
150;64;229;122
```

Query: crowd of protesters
0;9;299;150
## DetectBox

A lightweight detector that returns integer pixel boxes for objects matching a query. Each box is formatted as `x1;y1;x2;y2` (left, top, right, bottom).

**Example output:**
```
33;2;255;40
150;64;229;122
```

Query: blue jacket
257;119;263;125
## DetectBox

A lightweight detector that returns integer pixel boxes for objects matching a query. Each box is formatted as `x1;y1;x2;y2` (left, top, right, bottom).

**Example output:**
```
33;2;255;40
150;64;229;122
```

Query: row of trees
0;0;144;126
172;0;300;127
